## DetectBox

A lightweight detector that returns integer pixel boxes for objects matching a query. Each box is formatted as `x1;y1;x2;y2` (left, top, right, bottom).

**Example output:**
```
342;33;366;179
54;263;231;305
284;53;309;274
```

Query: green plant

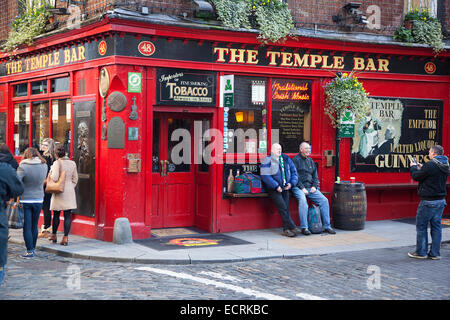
324;72;369;128
2;0;53;53
393;26;414;43
211;0;294;44
394;8;445;55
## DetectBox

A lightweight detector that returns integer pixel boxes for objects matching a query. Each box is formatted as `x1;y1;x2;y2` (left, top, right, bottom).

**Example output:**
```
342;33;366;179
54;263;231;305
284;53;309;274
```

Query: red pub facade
0;6;449;241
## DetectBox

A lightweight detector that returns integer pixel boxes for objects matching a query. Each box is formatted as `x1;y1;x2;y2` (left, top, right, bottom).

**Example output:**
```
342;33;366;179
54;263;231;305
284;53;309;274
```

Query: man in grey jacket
291;142;335;235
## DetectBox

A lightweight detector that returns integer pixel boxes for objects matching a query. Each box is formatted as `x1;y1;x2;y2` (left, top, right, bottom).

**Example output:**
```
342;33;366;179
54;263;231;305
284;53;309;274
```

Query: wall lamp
332;2;368;30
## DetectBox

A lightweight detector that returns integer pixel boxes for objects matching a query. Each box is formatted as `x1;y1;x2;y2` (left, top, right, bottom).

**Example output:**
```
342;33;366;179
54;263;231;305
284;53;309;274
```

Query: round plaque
99;67;110;98
107;91;127;112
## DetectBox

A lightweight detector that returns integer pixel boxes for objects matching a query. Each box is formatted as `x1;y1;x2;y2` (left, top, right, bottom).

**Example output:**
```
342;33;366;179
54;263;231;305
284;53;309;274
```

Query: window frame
221;72;314;163
10;73;71;155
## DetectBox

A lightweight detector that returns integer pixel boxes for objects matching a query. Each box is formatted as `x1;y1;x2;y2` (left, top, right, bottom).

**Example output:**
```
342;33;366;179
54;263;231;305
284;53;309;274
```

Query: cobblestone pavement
1;242;449;300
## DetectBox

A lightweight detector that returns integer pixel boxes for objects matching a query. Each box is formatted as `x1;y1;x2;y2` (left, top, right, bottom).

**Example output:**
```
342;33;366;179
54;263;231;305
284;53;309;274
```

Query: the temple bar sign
213;47;390;72
5;45;86;75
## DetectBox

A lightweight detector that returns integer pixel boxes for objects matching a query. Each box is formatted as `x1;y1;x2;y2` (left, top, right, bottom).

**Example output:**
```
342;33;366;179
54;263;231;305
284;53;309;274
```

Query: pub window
14;83;28;97
51;77;69;93
31;80;47;95
225;76;268;154
271;79;312;154
0;112;6;144
51;98;71;156
14;103;29;155
32;100;50;149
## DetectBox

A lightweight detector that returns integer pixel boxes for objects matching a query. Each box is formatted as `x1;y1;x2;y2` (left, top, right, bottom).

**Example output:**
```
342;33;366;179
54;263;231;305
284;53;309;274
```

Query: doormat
135;234;253;251
150;227;206;238
393;216;450;228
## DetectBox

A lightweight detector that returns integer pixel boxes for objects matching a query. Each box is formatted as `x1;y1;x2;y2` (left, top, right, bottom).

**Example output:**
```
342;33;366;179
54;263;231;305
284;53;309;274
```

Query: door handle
164;160;170;176
160;160;165;177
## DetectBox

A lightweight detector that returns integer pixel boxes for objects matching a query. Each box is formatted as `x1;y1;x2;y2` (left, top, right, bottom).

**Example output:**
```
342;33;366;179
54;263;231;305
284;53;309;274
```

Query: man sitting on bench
291;142;336;235
261;143;299;238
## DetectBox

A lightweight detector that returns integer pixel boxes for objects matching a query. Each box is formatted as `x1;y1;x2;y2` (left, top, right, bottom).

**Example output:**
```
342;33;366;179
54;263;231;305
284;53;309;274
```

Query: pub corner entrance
149;111;215;233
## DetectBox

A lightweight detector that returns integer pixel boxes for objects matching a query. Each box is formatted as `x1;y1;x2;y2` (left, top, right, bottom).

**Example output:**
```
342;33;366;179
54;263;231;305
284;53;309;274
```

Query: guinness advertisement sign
351;97;444;172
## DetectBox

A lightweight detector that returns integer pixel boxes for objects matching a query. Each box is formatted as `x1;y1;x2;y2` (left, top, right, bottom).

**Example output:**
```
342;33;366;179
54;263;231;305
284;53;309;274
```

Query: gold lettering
229;48;245;63
64;49;71;64
322;55;334;69
246;49;259;64
266;51;280;66
377;58;389;72
365;58;376;71
309;54;322;68
333;56;344;69
213;47;229;63
71;47;78;63
293;53;309;67
280;52;293;66
353;57;365;71
78;45;85;61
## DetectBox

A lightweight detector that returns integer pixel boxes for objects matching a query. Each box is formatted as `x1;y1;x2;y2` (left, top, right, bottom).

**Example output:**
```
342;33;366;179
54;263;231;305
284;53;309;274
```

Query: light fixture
235;112;244;123
332;2;368;30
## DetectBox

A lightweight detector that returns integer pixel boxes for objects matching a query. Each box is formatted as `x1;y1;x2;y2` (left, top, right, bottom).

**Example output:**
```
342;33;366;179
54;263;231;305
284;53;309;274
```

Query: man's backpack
233;173;264;194
308;205;323;234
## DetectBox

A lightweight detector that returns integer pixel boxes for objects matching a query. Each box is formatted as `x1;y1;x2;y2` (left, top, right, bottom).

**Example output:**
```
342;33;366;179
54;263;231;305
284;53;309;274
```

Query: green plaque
128;72;142;93
339;123;355;138
224;93;233;108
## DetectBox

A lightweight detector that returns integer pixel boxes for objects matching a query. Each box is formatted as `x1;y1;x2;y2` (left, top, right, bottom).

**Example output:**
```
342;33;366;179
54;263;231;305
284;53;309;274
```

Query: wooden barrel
332;182;367;230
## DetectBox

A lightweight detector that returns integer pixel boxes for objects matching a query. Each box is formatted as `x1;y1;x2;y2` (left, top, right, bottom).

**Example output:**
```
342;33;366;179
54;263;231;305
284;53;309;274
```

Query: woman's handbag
6;198;24;229
45;160;66;194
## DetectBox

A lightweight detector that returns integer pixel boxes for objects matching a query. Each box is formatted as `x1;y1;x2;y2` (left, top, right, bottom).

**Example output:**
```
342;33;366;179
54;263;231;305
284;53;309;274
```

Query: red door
151;112;212;229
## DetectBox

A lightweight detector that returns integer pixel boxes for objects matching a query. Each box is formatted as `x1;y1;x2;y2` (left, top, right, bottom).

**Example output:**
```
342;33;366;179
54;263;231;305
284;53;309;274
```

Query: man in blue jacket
409;145;449;260
261;143;299;237
0;162;24;285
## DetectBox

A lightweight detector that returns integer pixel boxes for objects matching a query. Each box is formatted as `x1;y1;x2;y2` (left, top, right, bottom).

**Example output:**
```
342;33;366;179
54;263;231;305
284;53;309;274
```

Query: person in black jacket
261;143;299;237
291;142;335;235
408;145;449;260
0;143;19;170
0;162;24;285
38;138;56;238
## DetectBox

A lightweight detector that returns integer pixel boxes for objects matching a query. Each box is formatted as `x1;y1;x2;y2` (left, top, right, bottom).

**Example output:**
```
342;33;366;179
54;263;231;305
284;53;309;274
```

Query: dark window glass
52;99;71;156
31;101;50;149
0;112;6;144
152;118;160;173
51;77;69;92
31;80;47;95
225;76;267;154
14;83;28;97
14;103;29;155
167;118;191;172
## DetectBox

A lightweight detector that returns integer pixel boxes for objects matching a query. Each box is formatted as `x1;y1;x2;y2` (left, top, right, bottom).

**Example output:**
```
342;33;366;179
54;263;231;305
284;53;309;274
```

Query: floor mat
393;216;450;228
135;234;253;251
150;227;205;238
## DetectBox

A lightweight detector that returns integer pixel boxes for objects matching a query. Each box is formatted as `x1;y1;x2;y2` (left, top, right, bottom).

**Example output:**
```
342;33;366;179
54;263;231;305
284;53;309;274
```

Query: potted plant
324;72;369;129
394;8;445;55
2;0;54;53
210;0;294;44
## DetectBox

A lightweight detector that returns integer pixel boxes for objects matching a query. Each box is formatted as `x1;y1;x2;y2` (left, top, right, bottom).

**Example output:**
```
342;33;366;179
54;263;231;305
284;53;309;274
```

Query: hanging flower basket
324;72;370;129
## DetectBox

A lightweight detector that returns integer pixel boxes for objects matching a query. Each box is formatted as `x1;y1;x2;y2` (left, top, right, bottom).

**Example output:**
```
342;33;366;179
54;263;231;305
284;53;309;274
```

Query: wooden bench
224;190;330;198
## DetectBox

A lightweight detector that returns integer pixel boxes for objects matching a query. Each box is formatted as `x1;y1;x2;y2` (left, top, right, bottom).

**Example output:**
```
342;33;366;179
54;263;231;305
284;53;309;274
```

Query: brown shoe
38;230;50;238
60;236;68;246
48;233;57;243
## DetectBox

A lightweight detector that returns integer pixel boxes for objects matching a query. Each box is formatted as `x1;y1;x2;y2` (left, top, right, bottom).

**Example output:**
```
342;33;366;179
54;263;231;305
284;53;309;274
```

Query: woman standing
38;138;56;238
17;148;48;258
48;145;78;246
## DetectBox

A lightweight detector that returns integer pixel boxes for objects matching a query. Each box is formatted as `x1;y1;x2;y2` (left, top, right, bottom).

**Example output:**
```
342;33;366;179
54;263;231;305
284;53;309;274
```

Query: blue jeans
415;199;446;257
291;187;331;229
22;203;43;253
0;204;8;268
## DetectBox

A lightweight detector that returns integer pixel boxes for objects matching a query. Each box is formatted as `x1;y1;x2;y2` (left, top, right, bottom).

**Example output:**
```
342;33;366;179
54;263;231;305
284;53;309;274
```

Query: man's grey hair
431;145;444;155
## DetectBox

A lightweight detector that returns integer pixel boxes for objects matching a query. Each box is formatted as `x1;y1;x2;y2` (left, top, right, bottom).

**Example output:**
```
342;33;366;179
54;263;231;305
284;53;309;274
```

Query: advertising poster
351;97;443;172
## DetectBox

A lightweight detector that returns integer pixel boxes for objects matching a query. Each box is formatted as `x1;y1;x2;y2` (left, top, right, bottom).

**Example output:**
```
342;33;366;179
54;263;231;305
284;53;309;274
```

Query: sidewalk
8;220;450;264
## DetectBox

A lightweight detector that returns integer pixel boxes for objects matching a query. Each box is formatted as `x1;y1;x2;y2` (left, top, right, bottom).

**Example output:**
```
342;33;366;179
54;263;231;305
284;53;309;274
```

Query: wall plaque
107;91;127;112
107;117;125;149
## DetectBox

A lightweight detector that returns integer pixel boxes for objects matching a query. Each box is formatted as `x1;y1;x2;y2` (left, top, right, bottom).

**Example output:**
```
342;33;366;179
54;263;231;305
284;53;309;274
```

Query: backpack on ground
233;173;264;194
308;205;323;234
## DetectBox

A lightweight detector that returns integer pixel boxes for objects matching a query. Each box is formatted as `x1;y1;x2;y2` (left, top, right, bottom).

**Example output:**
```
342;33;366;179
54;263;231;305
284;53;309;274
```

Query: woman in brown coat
48;145;78;246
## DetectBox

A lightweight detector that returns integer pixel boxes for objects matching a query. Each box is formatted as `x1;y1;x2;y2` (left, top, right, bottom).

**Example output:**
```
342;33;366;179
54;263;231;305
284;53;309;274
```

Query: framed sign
351;97;444;172
156;68;216;106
